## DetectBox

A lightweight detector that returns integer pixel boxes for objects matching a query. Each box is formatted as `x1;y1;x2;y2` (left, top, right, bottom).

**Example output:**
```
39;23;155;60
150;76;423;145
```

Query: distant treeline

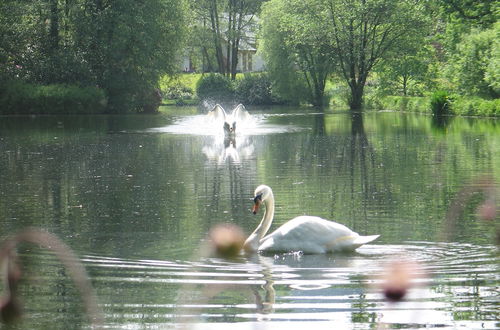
0;0;497;115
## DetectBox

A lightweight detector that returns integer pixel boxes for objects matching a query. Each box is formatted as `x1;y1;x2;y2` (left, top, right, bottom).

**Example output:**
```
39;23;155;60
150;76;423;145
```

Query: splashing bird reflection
202;134;254;164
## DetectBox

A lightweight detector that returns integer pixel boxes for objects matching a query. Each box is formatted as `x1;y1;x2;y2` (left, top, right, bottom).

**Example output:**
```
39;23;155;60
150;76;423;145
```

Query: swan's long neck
258;193;274;239
244;191;275;252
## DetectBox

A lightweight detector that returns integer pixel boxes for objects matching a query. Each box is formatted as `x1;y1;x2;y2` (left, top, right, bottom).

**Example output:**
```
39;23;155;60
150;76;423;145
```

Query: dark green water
0;108;498;329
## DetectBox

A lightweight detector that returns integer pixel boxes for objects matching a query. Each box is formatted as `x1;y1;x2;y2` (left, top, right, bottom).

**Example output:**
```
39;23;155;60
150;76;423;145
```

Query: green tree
434;0;499;100
485;23;499;95
0;0;187;113
377;45;436;96
325;0;430;110
259;0;306;105
438;0;497;28
73;0;187;112
185;6;217;72
260;0;334;107
447;23;499;98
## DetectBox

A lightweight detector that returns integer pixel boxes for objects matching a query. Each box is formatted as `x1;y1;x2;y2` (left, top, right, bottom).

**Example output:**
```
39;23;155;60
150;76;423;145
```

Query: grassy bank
374;96;431;113
366;95;499;117
159;73;202;106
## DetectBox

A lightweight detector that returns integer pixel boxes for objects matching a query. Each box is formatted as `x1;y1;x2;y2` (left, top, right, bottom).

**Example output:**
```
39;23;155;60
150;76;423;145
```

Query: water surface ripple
74;242;498;329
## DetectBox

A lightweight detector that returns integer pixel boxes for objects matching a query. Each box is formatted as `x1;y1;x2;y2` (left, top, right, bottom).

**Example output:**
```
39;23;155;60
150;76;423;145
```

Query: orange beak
252;200;261;214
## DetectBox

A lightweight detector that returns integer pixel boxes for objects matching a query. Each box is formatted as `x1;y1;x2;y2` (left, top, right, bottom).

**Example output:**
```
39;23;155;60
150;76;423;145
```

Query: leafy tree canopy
261;0;334;107
0;0;187;113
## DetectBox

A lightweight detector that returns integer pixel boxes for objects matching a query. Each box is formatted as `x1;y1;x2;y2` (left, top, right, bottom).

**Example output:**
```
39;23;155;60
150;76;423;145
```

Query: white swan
207;104;250;136
243;185;380;254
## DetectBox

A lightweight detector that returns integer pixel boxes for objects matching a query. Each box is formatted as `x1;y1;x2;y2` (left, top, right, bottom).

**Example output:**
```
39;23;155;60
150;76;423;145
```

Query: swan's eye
253;194;262;203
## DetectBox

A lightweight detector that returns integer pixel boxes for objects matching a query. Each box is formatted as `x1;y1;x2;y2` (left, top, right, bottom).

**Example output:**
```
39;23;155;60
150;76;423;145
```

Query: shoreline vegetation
1;73;498;117
161;73;499;118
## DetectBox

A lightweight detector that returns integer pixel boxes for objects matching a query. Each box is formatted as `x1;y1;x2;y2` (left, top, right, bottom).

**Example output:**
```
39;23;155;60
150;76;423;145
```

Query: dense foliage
430;91;452;116
190;73;285;105
261;0;431;109
260;0;498;113
448;24;499;98
0;0;186;113
196;73;235;102
235;73;283;105
0;81;106;115
260;0;333;107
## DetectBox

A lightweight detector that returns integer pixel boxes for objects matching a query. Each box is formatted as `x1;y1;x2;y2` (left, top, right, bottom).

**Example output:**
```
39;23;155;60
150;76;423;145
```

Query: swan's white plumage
244;185;379;254
231;104;251;122
259;216;377;253
206;104;227;122
206;104;250;136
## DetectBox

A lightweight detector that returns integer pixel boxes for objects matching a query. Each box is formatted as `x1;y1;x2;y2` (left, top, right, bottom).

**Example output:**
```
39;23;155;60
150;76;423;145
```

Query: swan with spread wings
207;104;250;136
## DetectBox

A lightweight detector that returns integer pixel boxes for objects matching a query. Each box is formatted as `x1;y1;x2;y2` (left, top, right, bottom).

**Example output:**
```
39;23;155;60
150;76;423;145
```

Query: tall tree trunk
349;83;365;110
202;46;214;72
226;3;233;77
230;4;244;80
210;0;225;75
402;75;408;96
311;70;325;107
230;37;239;79
49;0;59;51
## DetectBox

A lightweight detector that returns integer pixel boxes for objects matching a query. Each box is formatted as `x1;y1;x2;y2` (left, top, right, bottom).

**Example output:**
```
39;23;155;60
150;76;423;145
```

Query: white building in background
181;40;265;73
180;41;264;73
181;14;265;73
237;38;265;72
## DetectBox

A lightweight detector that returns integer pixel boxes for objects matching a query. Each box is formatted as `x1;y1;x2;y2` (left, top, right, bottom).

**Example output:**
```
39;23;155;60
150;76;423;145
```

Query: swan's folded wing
259;216;357;254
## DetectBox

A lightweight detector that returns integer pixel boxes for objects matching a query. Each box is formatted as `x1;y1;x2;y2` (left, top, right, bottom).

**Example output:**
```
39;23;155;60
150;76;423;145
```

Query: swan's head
252;185;273;214
223;121;236;135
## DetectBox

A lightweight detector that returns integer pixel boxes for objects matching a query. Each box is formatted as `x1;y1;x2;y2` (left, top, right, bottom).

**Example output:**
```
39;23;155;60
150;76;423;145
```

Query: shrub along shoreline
166;73;498;118
370;95;499;117
0;80;107;115
1;73;498;117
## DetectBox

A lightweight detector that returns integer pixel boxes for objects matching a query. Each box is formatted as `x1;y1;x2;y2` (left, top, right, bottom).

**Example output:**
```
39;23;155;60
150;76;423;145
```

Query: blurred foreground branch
0;228;104;327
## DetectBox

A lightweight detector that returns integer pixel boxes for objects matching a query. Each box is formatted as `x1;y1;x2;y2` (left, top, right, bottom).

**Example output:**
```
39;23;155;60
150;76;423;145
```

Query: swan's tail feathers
352;234;380;247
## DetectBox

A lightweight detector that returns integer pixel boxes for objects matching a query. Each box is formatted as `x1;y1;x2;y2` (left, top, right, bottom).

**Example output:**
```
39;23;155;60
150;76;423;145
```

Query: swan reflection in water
174;253;276;324
202;135;254;164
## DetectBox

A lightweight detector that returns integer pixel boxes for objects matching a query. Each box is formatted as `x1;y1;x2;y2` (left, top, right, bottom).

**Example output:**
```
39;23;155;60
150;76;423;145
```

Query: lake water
0;107;498;329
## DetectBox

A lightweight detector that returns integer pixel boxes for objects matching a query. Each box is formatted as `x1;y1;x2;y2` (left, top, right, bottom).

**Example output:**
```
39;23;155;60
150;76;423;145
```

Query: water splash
148;109;305;136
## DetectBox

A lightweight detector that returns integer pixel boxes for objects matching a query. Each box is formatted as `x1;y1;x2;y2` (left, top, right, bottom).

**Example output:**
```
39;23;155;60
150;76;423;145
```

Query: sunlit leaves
0;0;187;112
260;0;334;106
448;23;499;98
